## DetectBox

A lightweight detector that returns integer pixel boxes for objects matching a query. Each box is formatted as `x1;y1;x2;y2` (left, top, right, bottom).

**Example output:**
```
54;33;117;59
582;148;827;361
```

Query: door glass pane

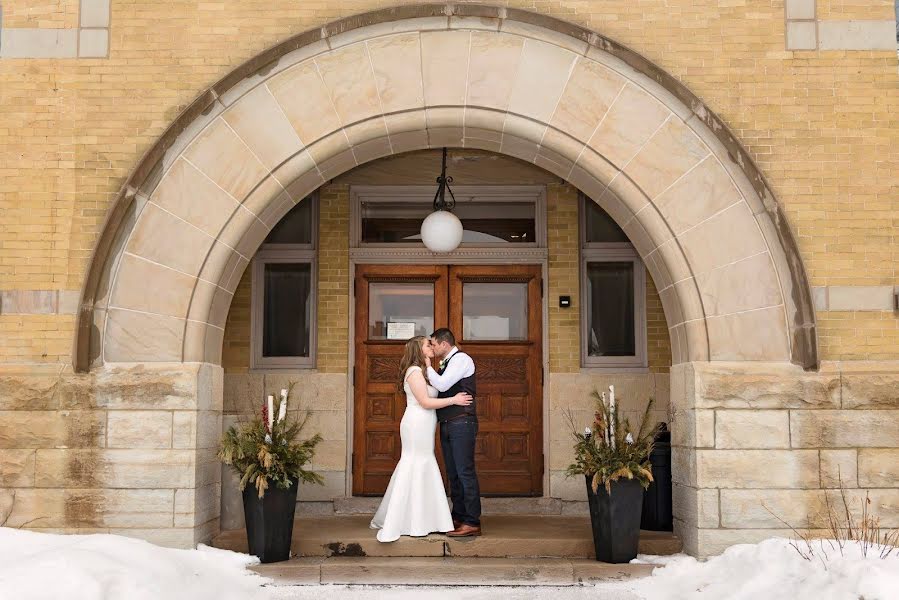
263;263;312;357
462;282;528;341
584;198;629;243
361;200;536;244
264;199;313;245
586;262;635;356
368;282;434;340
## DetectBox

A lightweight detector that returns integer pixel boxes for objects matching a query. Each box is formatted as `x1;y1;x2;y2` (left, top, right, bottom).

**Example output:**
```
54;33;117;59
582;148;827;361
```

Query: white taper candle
601;392;610;445
278;389;288;423
609;385;616;450
266;394;274;431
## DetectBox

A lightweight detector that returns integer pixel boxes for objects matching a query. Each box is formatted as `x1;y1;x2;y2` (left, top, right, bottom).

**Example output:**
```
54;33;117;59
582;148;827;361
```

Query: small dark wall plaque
559;295;571;308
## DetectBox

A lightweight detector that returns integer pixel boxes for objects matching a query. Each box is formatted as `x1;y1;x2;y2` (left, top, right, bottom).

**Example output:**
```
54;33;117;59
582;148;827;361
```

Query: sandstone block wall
671;362;899;557
0;363;222;547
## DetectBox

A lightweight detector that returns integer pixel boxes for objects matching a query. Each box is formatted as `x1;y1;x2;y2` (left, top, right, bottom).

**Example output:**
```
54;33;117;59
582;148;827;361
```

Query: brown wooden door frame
351;263;544;497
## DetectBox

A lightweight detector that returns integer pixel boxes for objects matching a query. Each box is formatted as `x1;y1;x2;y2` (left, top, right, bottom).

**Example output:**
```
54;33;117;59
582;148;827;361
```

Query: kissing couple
370;328;482;542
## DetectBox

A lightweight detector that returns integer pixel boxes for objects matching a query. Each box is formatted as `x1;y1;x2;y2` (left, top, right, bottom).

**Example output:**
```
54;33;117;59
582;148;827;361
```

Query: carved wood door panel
353;264;543;496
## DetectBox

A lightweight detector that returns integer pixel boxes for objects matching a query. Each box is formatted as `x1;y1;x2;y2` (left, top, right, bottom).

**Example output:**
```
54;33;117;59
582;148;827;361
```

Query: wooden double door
353;264;543;496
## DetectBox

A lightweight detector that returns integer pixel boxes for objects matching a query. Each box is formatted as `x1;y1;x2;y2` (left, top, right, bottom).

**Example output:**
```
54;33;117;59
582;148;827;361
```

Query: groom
426;328;481;537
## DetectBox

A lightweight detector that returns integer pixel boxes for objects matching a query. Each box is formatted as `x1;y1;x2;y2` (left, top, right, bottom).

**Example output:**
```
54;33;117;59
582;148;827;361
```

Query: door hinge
539;278;544;298
540;366;544;386
352;365;356;383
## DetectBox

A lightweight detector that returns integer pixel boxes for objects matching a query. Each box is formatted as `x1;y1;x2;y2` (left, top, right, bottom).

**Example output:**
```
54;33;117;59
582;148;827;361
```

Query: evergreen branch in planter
565;386;660;493
219;381;324;498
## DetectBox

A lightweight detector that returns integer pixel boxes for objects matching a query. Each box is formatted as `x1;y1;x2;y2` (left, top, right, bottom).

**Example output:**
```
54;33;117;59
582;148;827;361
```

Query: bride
370;336;473;542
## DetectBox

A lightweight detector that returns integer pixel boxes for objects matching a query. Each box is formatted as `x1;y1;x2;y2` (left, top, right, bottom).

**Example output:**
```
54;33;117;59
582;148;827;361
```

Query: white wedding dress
370;365;454;542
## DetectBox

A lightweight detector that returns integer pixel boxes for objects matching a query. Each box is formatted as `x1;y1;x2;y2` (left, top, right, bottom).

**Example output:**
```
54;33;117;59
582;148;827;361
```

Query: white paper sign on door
387;322;416;340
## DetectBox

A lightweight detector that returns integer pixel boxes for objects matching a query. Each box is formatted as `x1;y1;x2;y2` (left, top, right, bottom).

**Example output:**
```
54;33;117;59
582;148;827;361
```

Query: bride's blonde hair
398;335;429;392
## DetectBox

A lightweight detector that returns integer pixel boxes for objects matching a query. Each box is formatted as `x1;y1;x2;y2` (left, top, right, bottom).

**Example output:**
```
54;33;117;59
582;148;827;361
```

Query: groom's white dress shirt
426;346;475;393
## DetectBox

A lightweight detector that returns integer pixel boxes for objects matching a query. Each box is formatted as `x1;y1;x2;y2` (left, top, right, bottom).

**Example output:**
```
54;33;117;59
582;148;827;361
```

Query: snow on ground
2;528;897;600
632;537;899;600
0;527;268;600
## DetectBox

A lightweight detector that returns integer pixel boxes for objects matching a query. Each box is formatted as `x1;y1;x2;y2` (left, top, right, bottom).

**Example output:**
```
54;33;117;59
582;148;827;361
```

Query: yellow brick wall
646;273;671;374
316;186;350;374
0;0;896;364
1;1;80;28
817;311;899;361
817;0;895;20
221;268;251;372
0;315;74;364
546;183;580;374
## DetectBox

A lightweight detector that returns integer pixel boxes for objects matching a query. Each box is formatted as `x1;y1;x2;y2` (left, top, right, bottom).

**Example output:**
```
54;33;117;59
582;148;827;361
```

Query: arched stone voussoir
182;117;269;204
549;55;627;143
76;5;817;372
676;201;769;279
183;320;225;365
220;83;306;172
151;158;243;240
504;37;579;125
586;82;672;171
124;202;217;278
367;32;427;114
623;116;711;202
104;308;185;363
109;253;196;321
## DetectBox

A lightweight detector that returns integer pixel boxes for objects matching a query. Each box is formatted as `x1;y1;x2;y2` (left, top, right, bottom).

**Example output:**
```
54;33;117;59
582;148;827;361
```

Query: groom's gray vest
435;351;477;423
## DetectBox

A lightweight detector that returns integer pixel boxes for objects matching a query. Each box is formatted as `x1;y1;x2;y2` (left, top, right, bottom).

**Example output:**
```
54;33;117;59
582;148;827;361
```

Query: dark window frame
579;194;648;370
250;194;318;370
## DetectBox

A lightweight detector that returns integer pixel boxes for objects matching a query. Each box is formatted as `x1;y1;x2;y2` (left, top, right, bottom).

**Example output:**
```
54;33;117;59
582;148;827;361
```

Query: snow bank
633;538;899;600
0;528;268;600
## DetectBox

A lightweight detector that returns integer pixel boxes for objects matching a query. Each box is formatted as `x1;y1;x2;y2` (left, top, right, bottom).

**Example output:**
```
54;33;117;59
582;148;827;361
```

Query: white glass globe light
420;210;463;253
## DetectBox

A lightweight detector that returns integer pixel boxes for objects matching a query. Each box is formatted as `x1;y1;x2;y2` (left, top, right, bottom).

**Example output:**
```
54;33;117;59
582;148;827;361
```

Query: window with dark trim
580;195;647;369
250;195;318;369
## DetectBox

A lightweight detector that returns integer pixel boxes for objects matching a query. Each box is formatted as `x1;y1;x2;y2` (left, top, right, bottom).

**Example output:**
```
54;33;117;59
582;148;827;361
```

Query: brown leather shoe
446;523;482;537
452;519;461;530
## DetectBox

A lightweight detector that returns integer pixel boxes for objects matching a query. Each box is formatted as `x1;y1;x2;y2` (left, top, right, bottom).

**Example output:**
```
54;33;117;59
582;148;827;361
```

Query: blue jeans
440;417;481;527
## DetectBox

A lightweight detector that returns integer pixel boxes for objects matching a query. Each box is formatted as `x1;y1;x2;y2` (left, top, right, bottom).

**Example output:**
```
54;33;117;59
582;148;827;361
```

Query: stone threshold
213;515;681;559
251;556;656;587
329;496;587;516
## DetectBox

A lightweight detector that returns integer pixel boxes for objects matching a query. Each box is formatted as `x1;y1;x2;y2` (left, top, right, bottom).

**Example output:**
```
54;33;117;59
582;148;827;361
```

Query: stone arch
73;3;817;372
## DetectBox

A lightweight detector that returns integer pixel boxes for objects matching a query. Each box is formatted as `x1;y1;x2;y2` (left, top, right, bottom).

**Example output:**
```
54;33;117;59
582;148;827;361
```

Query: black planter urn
585;476;644;563
242;480;298;563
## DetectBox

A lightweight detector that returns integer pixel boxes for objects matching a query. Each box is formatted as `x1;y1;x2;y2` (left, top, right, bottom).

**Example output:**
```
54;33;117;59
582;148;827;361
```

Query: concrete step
251;556;656;586
213;515;681;559
332;496;588;516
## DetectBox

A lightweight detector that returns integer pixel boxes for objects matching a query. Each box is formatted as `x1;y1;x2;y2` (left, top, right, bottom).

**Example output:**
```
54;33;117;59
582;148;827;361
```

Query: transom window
351;186;546;249
580;196;647;370
250;196;318;369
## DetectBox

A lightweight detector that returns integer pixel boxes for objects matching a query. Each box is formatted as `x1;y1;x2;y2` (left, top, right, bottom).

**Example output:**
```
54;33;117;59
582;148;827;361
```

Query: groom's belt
440;411;477;423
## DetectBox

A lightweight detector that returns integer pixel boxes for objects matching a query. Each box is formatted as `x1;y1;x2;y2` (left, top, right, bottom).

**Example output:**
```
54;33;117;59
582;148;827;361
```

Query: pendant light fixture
420;148;463;253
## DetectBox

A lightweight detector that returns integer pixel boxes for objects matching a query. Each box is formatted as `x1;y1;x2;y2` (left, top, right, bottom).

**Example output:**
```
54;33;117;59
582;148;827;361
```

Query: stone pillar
671;361;899;557
0;362;222;549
